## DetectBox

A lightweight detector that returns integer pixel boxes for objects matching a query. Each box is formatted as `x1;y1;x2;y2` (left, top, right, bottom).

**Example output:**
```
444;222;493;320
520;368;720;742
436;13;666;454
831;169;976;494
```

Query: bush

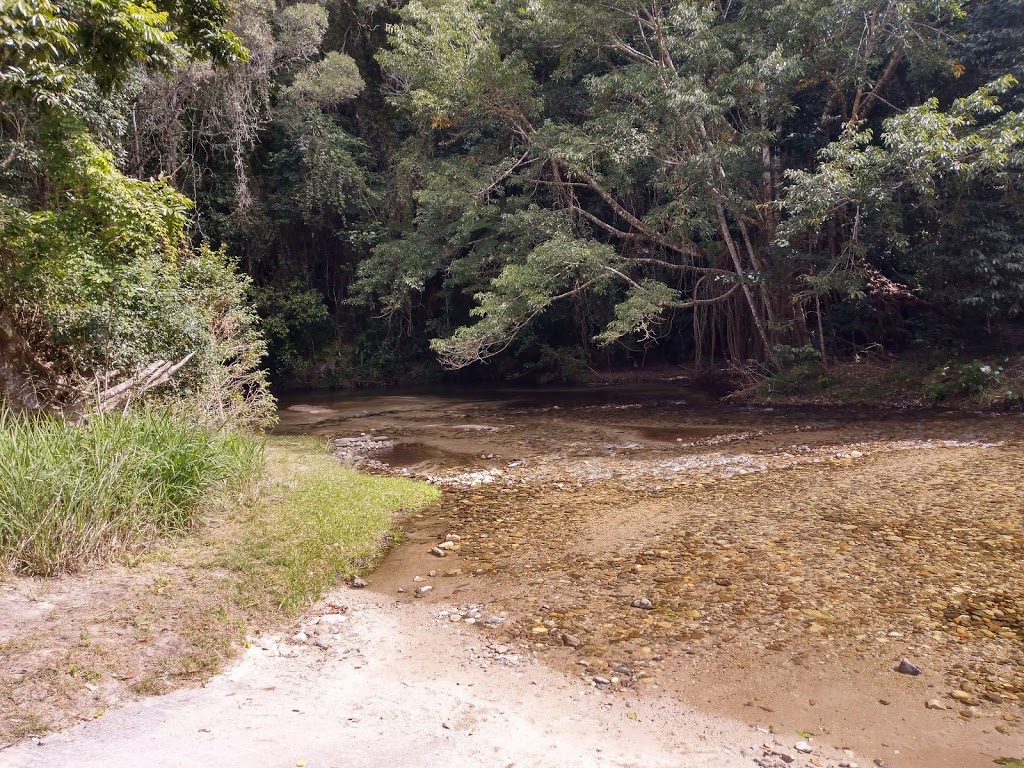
0;128;274;429
923;359;1006;403
0;409;261;575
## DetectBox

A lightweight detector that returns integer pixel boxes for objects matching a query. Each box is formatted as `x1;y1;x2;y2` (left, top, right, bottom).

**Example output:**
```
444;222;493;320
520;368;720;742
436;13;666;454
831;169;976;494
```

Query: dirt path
0;590;784;768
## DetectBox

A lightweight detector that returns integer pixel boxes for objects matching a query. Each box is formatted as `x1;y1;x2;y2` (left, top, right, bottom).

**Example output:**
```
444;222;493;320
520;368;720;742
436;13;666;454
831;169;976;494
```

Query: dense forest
2;0;1024;402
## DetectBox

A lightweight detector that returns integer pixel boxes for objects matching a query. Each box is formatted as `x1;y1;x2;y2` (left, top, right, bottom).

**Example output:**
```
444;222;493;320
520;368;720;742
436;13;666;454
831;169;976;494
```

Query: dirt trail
0;590;767;768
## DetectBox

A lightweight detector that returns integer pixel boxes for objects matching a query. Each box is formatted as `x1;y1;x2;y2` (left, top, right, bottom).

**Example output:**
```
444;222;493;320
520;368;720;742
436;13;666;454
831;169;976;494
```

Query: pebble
926;699;946;710
561;633;583;648
430;547;446;558
630;598;654;610
794;741;813;754
896;658;921;676
415;586;433;596
593;676;610;685
351;577;368;588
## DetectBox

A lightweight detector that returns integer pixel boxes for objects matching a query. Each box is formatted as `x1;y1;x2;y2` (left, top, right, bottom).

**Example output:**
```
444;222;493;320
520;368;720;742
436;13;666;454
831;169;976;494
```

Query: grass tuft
0;409;261;576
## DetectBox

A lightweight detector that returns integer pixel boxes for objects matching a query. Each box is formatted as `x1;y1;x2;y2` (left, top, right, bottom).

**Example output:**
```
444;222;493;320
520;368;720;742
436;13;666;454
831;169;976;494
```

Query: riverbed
279;384;1024;768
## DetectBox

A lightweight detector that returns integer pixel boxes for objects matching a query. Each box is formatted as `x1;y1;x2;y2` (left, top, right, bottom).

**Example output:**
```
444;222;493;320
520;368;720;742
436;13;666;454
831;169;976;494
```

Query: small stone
561;633;583;648
593;676;610;685
926;699;946;710
794;741;813;754
950;690;980;705
484;616;507;626
630;598;655;610
415;585;433;596
896;658;921;676
430;547;447;558
397;588;405;593
873;760;888;768
878;699;891;706
350;576;368;589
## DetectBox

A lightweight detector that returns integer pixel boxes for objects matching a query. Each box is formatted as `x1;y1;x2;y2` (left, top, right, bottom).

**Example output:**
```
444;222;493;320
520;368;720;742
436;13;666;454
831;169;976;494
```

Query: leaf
796;729;815;739
993;759;1024;767
627;711;638;721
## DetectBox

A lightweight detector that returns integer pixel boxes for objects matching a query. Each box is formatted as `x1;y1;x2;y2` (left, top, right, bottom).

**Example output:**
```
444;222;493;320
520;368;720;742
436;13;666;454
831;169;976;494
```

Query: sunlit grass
0;409;261;575
209;436;439;615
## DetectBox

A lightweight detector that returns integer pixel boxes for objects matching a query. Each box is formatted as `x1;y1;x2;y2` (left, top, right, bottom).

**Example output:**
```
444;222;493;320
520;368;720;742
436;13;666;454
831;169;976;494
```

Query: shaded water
277;383;1018;479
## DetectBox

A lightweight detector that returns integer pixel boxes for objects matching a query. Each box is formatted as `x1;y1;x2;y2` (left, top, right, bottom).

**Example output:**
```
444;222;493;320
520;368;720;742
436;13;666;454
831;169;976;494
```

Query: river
278;384;1024;767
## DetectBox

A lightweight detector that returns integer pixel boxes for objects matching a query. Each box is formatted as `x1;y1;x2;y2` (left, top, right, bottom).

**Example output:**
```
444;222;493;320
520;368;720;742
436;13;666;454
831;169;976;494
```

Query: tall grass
0;409;261;575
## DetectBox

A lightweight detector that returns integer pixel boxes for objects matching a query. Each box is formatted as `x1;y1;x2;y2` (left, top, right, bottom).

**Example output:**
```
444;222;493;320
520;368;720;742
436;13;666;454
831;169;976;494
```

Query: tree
0;0;270;423
359;0;1024;370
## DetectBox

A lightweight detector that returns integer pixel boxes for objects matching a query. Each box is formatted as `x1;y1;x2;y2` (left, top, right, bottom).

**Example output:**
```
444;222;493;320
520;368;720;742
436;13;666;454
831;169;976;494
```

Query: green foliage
0;122;272;426
218;437;438;613
774;344;824;368
285;50;364;108
351;0;1024;373
923;359;1012;403
10;0;1024;389
0;0;244;107
0;408;261;575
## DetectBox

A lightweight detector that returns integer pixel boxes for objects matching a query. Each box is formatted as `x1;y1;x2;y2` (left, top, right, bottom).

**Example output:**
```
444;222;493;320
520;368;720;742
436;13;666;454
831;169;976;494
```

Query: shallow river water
278;384;1024;768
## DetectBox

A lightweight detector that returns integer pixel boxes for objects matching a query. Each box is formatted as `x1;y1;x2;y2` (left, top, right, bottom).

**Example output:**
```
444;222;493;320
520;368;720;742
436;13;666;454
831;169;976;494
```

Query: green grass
212;436;439;615
0;409;261;576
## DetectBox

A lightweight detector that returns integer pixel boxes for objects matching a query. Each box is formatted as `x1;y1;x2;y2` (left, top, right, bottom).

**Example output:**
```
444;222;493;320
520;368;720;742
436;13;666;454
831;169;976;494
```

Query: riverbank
0;436;437;746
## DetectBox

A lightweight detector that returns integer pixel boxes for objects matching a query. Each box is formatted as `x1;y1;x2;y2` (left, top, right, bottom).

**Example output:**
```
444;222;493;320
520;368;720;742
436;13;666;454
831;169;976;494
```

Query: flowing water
278;384;1024;767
